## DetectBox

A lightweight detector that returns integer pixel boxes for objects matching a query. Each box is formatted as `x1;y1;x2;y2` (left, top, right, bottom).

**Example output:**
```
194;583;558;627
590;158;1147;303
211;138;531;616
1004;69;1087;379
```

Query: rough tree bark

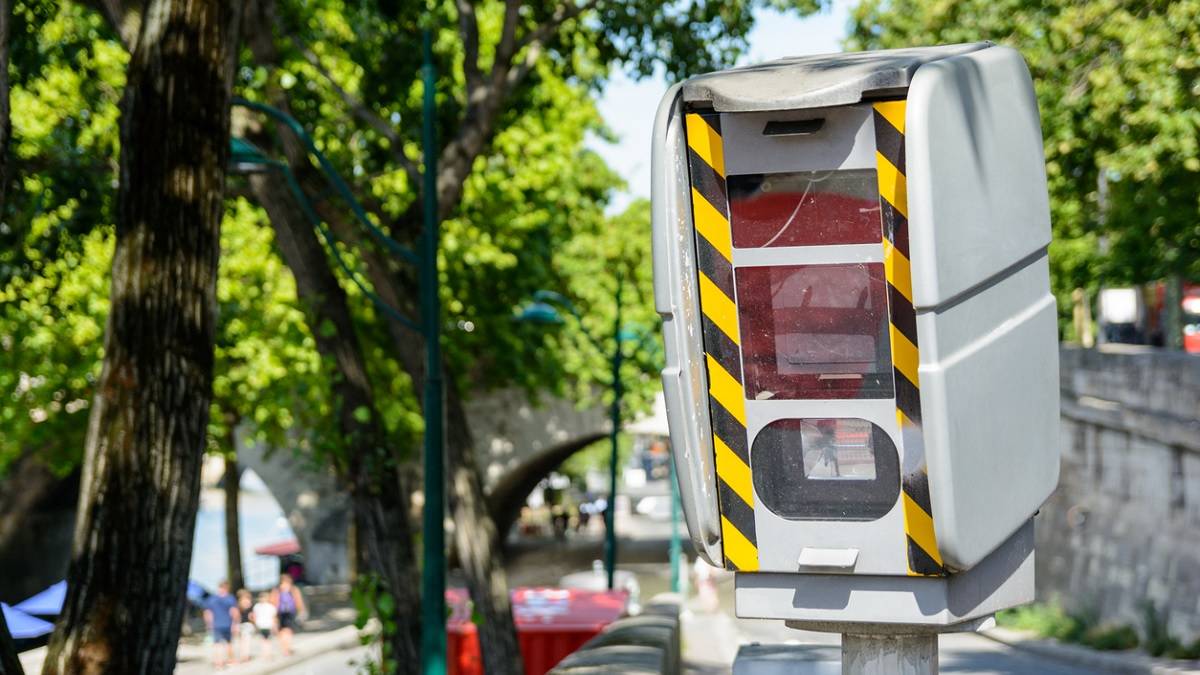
444;382;524;674
247;166;421;673
0;0;10;210
315;204;524;673
299;178;523;673
0;603;22;675
41;0;237;672
222;416;244;590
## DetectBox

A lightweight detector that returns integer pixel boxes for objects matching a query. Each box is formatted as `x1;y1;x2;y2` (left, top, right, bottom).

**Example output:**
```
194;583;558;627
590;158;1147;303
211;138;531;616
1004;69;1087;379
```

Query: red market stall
446;586;629;675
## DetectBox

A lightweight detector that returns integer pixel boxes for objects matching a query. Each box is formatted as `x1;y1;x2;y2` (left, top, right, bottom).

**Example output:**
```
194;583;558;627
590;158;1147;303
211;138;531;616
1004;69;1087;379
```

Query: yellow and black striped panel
683;111;759;573
873;100;946;577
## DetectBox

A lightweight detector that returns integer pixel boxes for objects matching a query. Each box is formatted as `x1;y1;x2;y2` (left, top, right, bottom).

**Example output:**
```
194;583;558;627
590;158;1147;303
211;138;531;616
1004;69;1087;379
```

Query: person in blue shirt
203;580;240;668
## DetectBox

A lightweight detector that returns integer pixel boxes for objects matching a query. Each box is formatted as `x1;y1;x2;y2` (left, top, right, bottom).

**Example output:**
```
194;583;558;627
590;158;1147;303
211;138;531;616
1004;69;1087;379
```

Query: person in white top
251;592;278;659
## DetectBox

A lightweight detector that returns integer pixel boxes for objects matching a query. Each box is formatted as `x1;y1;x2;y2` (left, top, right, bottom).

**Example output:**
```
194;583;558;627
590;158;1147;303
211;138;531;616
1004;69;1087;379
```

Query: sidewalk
18;599;370;675
982;626;1200;675
174;625;367;674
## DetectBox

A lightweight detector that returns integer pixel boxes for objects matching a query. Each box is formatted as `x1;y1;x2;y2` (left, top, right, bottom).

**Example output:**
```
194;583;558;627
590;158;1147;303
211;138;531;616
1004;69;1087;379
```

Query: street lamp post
604;277;623;591
418;25;447;675
227;27;447;674
417;23;446;672
519;281;645;592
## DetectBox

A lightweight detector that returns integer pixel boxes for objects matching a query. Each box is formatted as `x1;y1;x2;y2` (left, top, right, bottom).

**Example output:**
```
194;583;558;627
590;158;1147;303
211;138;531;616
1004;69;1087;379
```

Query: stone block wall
1037;346;1200;638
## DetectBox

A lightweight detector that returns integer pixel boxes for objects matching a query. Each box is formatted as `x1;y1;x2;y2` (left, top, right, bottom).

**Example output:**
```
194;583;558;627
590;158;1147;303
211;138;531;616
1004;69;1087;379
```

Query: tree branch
456;0;483;93
434;1;600;220
78;0;141;50
513;0;600;55
1;0;11;212
494;0;522;68
290;35;422;190
505;41;542;90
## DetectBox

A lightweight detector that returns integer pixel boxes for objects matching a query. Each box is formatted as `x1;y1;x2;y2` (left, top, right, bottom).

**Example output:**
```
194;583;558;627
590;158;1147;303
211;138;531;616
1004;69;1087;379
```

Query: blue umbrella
2;603;54;639
186;580;209;606
13;580;66;617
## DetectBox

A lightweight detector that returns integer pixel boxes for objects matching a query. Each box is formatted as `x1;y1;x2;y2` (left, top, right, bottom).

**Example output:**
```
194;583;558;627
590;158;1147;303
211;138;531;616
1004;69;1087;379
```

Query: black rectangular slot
762;118;825;137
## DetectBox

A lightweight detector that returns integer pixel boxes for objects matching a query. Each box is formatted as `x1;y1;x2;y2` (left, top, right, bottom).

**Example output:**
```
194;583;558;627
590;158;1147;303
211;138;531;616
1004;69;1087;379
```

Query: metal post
841;633;937;675
419;26;447;675
668;459;682;594
604;276;623;591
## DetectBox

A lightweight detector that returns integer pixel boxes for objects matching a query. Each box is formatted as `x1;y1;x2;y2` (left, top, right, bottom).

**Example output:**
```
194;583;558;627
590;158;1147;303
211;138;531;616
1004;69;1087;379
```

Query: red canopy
254;539;301;557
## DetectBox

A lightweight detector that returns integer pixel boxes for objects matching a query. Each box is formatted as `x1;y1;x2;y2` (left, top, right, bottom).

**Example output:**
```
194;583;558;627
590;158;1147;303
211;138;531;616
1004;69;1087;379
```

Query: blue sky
591;0;856;210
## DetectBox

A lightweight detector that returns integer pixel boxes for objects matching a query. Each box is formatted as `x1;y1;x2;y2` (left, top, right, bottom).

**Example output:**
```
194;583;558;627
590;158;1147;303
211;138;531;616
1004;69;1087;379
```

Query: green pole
604;276;623;591
669;459;682;594
419;26;447;675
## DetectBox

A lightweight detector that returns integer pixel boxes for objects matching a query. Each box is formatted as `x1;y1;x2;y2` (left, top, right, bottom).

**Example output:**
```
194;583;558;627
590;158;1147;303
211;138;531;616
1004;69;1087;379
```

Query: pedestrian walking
235;589;255;663
271;573;306;657
202;580;239;669
251;591;278;659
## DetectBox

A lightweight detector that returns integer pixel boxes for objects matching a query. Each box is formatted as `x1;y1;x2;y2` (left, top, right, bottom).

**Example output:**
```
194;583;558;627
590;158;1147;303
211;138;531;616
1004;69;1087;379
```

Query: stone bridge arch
238;388;609;583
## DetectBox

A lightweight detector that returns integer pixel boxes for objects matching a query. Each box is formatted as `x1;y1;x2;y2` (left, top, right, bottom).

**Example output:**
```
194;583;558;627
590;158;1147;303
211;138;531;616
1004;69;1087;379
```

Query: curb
981;627;1200;675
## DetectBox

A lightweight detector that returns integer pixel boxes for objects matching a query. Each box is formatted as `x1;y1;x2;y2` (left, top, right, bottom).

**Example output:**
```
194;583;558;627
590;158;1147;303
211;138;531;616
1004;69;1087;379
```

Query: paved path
685;606;1098;674
172;604;365;675
270;643;373;675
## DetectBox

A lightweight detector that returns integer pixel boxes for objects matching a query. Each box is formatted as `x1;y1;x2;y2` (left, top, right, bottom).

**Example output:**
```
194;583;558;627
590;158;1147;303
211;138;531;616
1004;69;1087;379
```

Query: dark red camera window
727;170;882;248
735;263;894;400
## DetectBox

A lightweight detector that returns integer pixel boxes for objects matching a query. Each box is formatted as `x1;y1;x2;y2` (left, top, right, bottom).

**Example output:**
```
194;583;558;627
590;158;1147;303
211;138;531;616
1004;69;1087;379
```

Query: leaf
377;591;395;616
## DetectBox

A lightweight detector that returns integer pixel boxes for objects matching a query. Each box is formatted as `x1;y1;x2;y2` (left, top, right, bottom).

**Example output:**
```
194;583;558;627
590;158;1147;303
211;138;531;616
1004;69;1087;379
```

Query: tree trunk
223;422;244;590
0;0;10;210
320;216;522;671
0;599;22;675
248;168;421;674
289;151;523;672
240;2;522;667
1072;288;1094;348
41;0;236;672
445;380;523;674
1165;274;1184;350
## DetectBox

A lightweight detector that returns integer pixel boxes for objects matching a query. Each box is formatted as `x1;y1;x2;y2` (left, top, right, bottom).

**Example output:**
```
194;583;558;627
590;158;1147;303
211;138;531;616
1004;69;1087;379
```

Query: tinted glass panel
736;263;894;400
752;418;899;521
727;170;882;248
800;419;876;480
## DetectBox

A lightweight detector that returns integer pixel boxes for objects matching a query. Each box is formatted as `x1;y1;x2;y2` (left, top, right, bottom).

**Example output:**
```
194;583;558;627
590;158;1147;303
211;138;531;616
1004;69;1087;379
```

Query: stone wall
1037;346;1200;638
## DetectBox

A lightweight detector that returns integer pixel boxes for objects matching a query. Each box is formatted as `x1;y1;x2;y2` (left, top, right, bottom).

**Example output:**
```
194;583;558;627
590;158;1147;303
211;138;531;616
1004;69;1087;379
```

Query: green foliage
4;0;833;484
998;602;1200;656
999;603;1089;642
0;1;126;475
1083;624;1140;651
352;573;398;675
0;229;111;475
1140;601;1200;659
848;0;1200;328
208;199;335;460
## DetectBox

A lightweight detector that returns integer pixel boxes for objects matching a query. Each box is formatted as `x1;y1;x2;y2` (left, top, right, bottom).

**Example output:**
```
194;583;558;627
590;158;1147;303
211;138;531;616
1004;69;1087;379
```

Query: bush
1141;602;1176;657
1002;602;1200;660
1082;624;1139;651
998;604;1087;642
1166;639;1200;661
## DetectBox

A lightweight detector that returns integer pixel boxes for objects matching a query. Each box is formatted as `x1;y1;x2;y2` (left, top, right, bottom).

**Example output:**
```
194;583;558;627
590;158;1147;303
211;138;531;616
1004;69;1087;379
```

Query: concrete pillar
841;633;936;675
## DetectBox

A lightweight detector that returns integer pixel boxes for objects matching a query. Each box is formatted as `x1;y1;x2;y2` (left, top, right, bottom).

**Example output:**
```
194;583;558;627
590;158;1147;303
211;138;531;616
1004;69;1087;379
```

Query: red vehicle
1100;282;1200;352
1183;288;1200;353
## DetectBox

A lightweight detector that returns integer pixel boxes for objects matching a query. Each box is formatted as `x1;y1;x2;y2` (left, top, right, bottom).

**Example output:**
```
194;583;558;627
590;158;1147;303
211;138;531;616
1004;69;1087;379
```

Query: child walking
251;591;278;659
